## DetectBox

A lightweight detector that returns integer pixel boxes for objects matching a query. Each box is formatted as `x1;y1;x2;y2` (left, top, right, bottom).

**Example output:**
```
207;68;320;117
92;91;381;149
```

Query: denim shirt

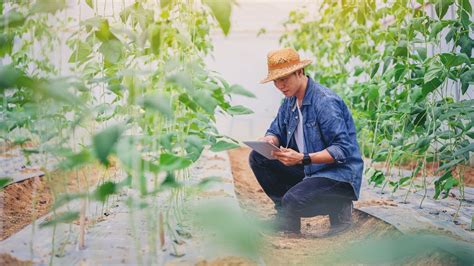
265;76;364;200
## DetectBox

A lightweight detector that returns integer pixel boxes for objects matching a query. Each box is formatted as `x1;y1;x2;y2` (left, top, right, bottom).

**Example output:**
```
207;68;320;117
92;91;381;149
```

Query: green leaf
57;149;93;170
68;41;92;64
0;10;26;29
39;211;79;228
0;33;13;57
178;93;198;111
458;0;472;28
393;42;408;58
203;0;232;35
466;131;474;139
95;181;118;202
149;24;161;56
197;176;222;188
95;19;115;41
85;0;93;9
434;171;458;199
434;0;454;19
458;0;472;16
210;140;240;152
437;158;464;173
192;90;218;114
366;168;385;187
167;73;194;91
456;34;472;57
228;84;256;98
0;65;29;91
460;69;474;94
445;27;456;43
439;53;471;68
159;153;192;171
185;135;205;162
139;93;173;118
31;0;67;14
424;60;444;84
160;0;172;9
35;78;82;104
160;172;182;189
227;105;254;115
52;193;87;210
413;136;431;153
93;124;124;166
370;62;379;78
453;143;474;158
394;63;407;82
367;85;379;102
429;21;451;40
99;39;122;64
116;136;141;172
414;47;427;62
0;177;12;189
422;78;444;96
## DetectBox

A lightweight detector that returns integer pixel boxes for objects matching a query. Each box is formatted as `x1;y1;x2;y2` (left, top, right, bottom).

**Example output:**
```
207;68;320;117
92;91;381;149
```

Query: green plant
280;0;473;207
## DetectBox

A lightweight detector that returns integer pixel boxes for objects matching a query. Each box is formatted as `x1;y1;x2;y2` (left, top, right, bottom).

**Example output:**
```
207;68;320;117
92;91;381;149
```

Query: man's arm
317;97;352;164
273;148;334;166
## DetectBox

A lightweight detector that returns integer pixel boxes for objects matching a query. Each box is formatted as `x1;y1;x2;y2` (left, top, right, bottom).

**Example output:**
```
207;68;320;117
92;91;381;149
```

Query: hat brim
260;59;312;84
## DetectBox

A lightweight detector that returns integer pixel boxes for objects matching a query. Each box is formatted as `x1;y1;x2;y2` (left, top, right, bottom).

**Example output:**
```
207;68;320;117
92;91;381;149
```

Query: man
249;47;364;236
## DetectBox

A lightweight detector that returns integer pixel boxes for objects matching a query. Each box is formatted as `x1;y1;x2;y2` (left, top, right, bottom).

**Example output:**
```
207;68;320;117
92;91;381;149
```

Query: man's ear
296;69;303;77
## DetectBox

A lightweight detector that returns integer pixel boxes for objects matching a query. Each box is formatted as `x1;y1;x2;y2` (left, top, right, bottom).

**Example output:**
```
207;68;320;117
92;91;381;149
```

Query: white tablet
243;141;281;160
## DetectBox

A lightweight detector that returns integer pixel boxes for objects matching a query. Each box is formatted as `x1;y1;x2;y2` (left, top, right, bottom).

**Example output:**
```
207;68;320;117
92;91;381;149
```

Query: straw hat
260;47;312;84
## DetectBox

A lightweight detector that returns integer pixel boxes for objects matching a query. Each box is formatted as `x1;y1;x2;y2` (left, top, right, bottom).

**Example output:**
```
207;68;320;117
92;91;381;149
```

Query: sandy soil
227;147;460;265
0;163;118;241
0;253;32;266
195;256;257;266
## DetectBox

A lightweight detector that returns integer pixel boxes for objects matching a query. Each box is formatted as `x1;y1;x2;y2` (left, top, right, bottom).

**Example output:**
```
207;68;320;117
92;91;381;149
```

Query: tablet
243;141;281;160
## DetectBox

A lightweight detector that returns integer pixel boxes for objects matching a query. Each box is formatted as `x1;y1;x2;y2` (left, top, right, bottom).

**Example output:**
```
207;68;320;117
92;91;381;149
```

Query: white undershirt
294;102;305;153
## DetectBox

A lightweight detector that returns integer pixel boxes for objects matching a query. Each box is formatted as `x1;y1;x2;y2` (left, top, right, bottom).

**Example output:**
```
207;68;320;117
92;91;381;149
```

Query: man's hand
272;147;304;166
258;135;279;146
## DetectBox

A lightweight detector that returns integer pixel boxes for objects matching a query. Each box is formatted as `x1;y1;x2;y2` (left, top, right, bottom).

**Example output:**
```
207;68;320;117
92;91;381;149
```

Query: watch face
303;154;311;165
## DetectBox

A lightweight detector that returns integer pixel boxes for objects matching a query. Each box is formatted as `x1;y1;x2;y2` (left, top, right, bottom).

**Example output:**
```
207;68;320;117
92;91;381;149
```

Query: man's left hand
272;147;304;166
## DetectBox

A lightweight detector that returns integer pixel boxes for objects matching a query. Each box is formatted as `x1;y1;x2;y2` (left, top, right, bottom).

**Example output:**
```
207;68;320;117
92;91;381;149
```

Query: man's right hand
259;135;279;147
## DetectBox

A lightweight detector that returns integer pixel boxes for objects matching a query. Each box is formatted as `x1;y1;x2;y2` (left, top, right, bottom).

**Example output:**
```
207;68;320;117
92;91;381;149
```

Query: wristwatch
302;153;311;165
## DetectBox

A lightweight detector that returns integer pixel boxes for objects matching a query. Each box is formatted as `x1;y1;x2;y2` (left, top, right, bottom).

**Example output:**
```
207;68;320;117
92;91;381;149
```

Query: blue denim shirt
265;76;364;200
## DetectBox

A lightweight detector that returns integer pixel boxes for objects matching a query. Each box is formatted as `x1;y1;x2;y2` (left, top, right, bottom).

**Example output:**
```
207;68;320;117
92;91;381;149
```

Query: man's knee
249;150;268;167
281;191;303;212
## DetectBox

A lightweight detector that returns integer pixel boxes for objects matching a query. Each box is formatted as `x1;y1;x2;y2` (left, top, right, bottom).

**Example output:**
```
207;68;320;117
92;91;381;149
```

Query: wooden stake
79;199;86;250
159;212;165;249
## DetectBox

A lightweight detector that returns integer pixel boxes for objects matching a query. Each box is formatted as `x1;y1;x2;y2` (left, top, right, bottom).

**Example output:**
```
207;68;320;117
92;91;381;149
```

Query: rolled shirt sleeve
265;99;288;145
317;97;352;164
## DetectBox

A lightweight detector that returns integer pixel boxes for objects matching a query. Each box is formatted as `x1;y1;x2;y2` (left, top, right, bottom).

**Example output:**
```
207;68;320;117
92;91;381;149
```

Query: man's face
273;72;299;97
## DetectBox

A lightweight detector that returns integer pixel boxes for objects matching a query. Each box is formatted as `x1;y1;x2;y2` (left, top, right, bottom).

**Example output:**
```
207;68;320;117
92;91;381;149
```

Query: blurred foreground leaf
190;201;263;258
227;105;254;115
159;153;192;171
40;211;79;228
93;124;124;166
0;177;12;189
95;181;118;202
328;234;474;265
210;140;240;152
203;0;232;35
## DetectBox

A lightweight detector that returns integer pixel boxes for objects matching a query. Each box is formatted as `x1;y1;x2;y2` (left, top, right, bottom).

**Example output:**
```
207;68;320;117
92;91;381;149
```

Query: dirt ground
227;147;460;265
0;163;119;241
0;253;32;266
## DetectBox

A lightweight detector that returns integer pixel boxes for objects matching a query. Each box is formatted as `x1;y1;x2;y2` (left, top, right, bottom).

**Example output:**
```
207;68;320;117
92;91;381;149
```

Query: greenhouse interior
0;0;473;265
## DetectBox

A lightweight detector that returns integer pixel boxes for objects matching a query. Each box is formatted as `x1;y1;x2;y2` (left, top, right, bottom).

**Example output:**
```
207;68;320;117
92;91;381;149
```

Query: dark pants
248;150;355;231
